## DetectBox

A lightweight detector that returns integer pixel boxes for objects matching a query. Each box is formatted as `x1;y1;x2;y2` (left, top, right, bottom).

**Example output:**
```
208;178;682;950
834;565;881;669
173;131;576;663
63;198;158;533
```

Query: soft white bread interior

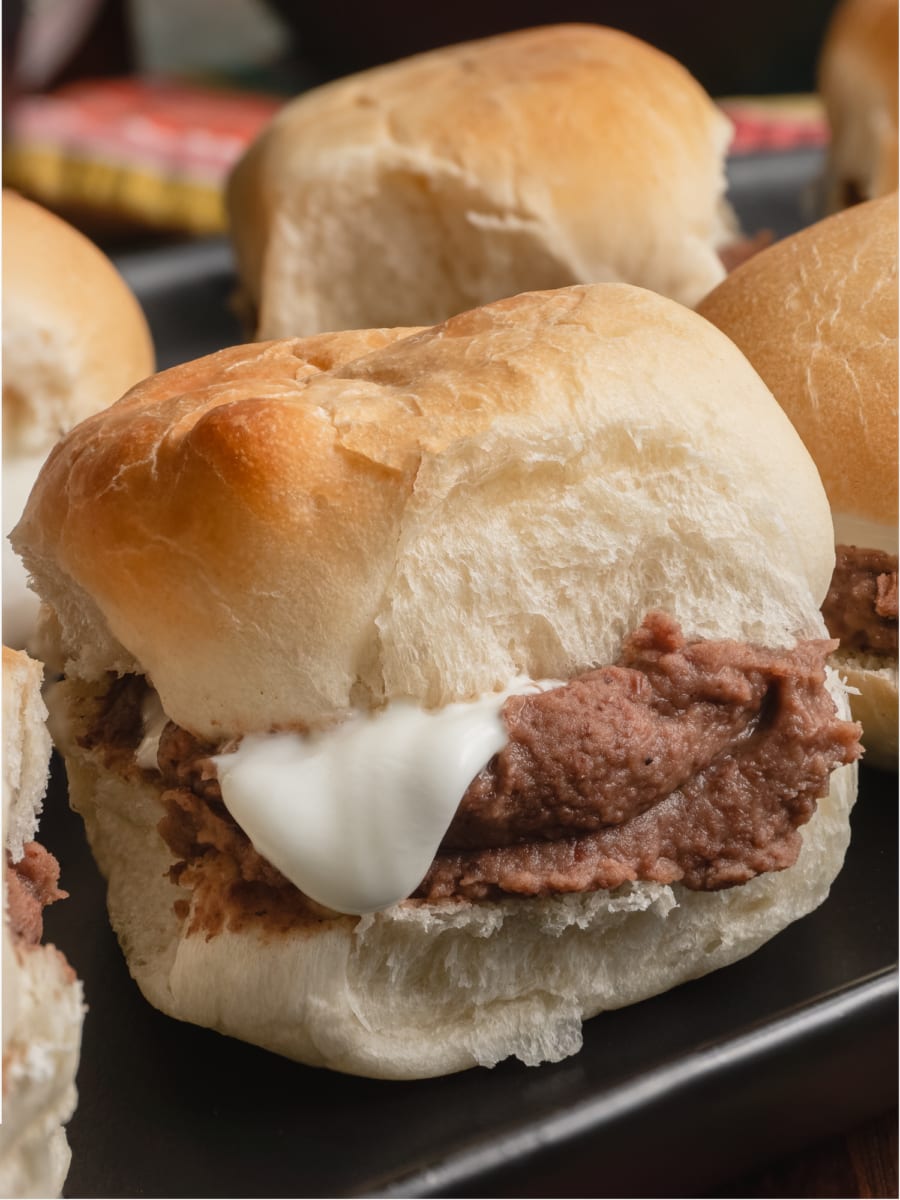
819;0;899;209
2;190;155;651
1;647;84;1198
48;670;856;1079
227;25;735;339
16;284;836;739
2;647;51;861
697;196;898;765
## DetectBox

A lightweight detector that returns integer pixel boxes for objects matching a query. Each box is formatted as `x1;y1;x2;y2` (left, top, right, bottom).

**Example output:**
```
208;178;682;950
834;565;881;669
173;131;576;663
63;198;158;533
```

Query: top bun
2;190;155;459
819;0;898;208
228;25;735;338
3;191;156;650
697;194;898;548
15;285;834;739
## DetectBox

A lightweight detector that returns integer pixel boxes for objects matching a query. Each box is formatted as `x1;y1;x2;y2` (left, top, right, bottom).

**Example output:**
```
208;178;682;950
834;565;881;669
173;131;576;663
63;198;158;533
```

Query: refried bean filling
5;843;67;945
822;544;898;656
79;612;860;936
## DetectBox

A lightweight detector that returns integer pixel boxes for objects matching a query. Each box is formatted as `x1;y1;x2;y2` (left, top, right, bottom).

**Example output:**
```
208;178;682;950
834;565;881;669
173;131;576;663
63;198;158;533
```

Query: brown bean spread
822;545;898;656
80;613;860;936
5;843;67;945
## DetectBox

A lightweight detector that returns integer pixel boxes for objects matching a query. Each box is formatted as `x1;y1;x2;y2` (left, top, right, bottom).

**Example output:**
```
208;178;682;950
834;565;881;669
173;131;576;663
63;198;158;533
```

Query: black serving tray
39;147;899;1199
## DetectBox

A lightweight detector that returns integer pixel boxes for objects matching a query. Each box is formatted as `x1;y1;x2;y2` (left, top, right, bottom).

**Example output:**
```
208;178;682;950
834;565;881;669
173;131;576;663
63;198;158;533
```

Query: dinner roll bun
2;191;155;650
819;0;898;209
16;284;858;1078
1;647;84;1197
697;195;898;768
227;25;736;339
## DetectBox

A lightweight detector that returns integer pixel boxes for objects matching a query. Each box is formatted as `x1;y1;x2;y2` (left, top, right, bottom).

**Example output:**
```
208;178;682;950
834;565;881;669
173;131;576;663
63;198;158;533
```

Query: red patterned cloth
718;95;829;154
4;77;283;233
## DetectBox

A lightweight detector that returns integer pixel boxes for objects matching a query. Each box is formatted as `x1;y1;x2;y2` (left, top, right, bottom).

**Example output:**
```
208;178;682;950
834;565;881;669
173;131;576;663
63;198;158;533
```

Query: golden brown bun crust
697;194;899;527
2;190;156;457
819;0;898;205
228;25;734;336
15;284;835;739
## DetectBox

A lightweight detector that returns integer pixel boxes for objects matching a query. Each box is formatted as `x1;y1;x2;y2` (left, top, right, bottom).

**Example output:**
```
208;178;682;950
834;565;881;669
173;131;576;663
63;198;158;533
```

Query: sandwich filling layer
822;544;898;655
5;843;66;946
74;613;860;935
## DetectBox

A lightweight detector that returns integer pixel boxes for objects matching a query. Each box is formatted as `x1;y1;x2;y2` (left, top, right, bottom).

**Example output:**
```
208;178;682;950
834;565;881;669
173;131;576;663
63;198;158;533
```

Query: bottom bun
0;936;84;1199
54;686;857;1081
832;649;898;771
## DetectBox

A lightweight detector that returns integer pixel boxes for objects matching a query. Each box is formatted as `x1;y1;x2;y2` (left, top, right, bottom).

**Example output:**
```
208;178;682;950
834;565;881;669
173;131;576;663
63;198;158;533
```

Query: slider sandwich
228;24;741;338
698;194;898;768
2;190;155;650
819;0;898;210
14;285;860;1078
1;648;84;1198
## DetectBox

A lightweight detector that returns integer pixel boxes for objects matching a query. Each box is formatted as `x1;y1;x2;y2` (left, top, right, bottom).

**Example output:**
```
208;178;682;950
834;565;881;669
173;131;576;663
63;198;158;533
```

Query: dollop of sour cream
210;679;560;916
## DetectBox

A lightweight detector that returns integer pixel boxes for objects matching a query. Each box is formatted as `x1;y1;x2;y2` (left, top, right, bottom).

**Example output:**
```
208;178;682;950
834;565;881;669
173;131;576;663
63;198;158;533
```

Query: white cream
212;679;560;916
832;512;898;556
135;690;168;771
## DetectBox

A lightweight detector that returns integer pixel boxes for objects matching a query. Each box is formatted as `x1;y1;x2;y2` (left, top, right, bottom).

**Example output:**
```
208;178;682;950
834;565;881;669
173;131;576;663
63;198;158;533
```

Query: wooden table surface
712;1110;898;1198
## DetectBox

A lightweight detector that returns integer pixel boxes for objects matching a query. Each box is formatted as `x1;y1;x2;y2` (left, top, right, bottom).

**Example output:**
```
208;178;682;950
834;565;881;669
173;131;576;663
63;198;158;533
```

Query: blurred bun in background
818;0;898;208
228;24;739;338
1;645;84;1199
2;190;155;650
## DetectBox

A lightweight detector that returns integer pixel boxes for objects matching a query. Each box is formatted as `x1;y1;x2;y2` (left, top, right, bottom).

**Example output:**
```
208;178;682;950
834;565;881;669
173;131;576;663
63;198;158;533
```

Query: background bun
3;191;156;651
17;285;834;739
819;0;899;209
2;647;84;1198
697;195;898;765
227;25;735;338
24;284;856;1080
696;194;898;535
